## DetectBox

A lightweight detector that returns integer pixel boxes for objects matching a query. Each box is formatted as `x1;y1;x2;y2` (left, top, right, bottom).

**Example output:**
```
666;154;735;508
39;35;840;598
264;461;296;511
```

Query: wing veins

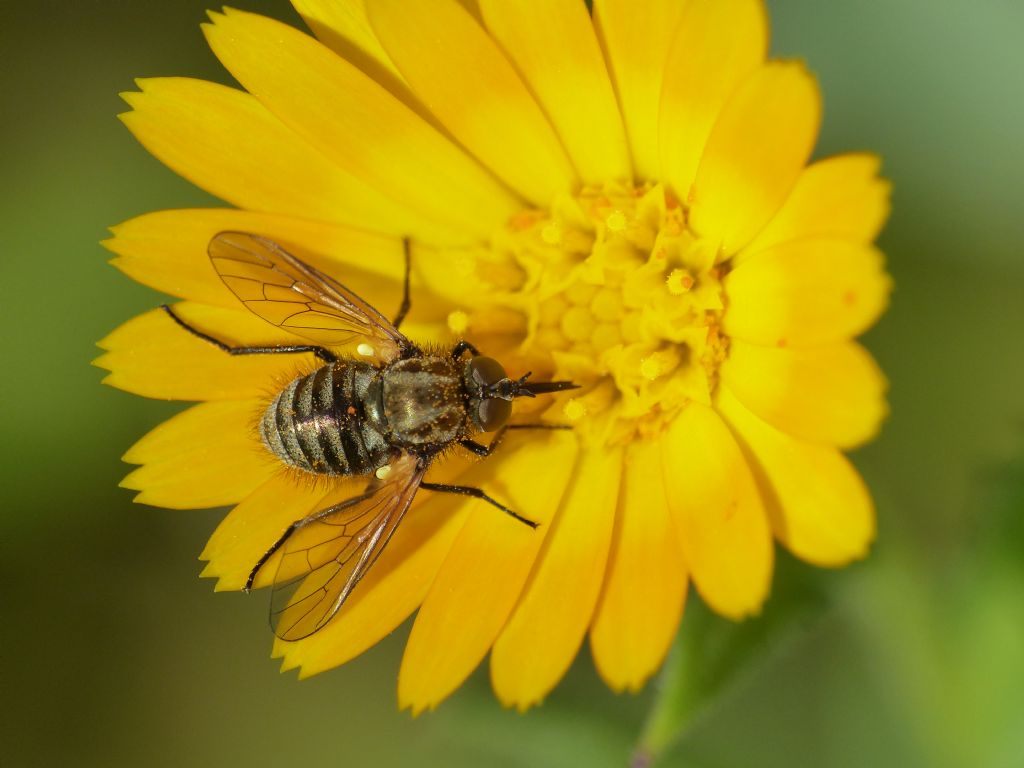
267;455;426;640
208;231;411;358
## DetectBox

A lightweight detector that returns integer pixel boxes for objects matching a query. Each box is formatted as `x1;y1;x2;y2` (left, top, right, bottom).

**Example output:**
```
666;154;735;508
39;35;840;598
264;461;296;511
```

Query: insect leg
162;305;338;363
460;423;573;457
391;238;412;330
459;426;507;457
242;489;377;592
451;340;480;359
420;481;538;529
457;439;490;457
244;520;300;593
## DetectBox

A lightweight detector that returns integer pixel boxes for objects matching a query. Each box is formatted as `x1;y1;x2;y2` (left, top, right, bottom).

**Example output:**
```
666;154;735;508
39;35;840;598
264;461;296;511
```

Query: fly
161;232;577;641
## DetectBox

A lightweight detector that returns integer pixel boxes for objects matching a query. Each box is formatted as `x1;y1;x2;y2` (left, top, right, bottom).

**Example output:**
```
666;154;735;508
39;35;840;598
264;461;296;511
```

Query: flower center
452;183;729;446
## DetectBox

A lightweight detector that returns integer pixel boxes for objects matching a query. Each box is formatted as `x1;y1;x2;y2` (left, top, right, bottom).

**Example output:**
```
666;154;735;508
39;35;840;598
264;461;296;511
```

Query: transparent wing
209;231;409;359
267;453;426;641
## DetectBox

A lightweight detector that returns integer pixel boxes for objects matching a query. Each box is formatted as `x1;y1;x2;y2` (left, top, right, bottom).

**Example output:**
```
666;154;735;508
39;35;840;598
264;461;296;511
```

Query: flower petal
121;400;275;508
96;303;314;401
199;474;331;591
290;0;404;85
590;438;687;693
274;454;478;677
722;238;891;347
717;386;875;566
659;0;768;203
480;0;631;184
661;402;773;619
690;62;821;254
205;9;519;244
120;77;456;242
398;430;577;713
721;340;888;449
490;443;621;709
739;153;892;262
592;0;686;180
105;209;405;309
368;0;577;207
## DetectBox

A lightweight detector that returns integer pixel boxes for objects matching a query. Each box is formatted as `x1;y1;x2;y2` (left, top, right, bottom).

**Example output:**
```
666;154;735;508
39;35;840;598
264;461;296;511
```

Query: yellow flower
98;0;891;712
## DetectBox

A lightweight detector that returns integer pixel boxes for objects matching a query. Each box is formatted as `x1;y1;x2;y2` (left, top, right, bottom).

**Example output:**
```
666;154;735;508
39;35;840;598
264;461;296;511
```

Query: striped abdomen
260;362;392;476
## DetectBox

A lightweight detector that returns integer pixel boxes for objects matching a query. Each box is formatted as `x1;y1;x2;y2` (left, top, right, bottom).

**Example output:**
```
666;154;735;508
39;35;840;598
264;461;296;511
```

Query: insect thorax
379;355;467;449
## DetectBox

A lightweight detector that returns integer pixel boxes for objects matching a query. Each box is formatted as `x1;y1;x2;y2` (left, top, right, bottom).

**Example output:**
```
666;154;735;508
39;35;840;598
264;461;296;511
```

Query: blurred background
2;1;1022;766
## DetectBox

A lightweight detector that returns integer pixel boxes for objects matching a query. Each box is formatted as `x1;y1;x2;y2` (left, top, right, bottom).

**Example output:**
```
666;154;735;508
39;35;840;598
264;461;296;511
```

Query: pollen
666;269;695;295
605;210;627;232
640;356;663;381
563;398;587;422
494;182;729;445
356;343;375;357
375;464;392;480
447;310;469;335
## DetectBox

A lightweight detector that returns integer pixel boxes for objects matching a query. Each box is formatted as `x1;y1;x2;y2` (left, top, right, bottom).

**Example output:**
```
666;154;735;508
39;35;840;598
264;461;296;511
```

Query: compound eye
475;397;511;432
467;356;507;387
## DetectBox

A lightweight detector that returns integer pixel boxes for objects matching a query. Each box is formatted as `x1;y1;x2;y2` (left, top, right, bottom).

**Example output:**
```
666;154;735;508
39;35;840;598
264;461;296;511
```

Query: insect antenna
517;379;579;397
486;371;580;400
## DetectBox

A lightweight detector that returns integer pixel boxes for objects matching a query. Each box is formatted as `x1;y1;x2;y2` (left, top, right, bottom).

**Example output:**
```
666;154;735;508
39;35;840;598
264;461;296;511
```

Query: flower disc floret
454;183;730;445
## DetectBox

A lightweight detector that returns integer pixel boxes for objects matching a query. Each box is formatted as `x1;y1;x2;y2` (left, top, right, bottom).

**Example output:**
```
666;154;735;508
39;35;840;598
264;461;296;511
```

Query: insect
161;232;577;641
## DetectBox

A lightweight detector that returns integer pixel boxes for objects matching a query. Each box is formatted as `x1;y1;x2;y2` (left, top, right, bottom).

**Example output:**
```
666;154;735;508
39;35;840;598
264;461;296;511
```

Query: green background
2;1;1022;766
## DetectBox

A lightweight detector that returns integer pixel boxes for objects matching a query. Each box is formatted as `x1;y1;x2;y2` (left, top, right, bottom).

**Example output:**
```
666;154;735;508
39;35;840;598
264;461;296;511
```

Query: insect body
261;353;518;478
260;360;387;477
162;232;576;642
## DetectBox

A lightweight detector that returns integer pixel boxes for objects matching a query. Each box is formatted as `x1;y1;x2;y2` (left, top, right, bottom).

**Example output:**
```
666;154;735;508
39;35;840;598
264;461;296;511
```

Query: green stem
633;565;826;767
632;610;707;767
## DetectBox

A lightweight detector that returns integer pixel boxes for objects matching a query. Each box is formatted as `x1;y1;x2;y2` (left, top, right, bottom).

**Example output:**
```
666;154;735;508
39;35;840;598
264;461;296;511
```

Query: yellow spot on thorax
375;464;392;480
356;343;375;357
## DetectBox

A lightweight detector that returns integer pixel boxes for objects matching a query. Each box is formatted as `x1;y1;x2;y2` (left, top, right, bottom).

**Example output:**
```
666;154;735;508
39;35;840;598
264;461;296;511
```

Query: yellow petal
368;0;577;206
479;0;631;184
661;402;773;619
120;77;457;243
690;62;821;254
457;0;483;19
105;208;406;309
739;153;892;262
722;238;891;347
205;9;518;244
590;438;687;693
721;340;888;449
717;386;875;566
96;303;315;401
592;0;686;181
274;455;477;677
199;474;331;591
398;430;577;713
659;0;768;202
490;444;622;709
290;0;404;85
121;400;275;509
